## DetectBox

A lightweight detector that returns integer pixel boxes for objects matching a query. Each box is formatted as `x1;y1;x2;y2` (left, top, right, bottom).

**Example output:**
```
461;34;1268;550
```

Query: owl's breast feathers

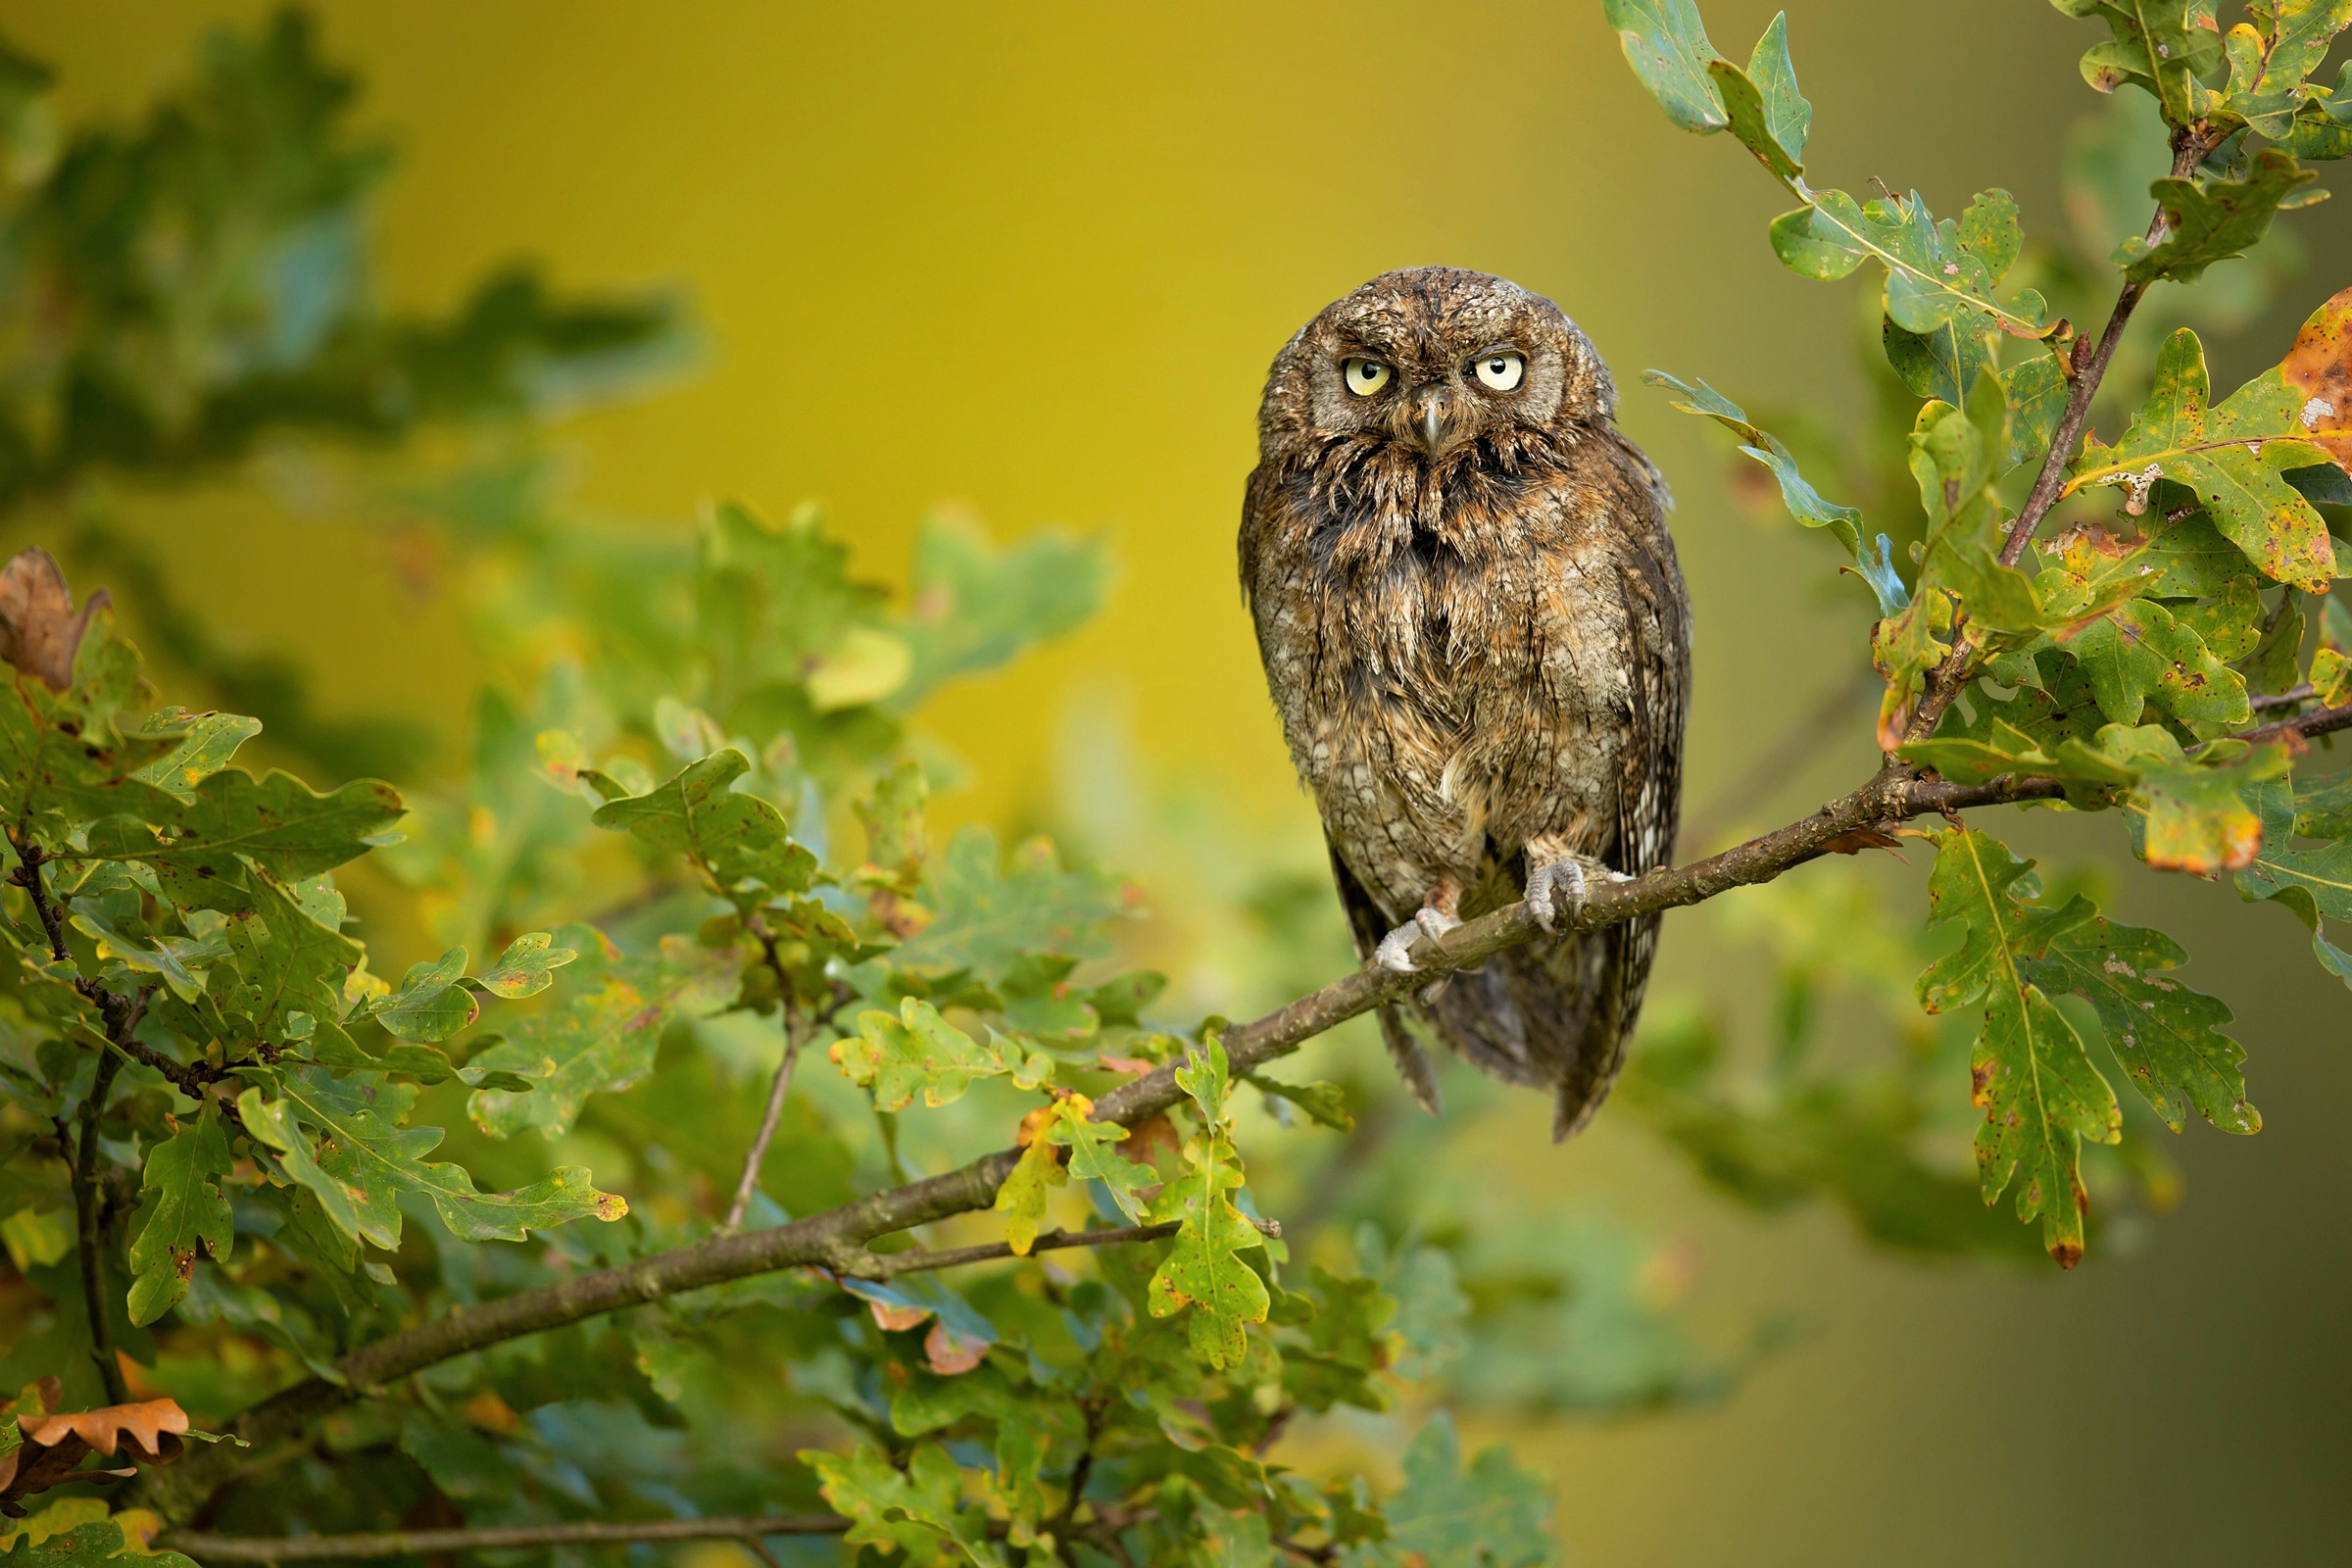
1242;423;1685;919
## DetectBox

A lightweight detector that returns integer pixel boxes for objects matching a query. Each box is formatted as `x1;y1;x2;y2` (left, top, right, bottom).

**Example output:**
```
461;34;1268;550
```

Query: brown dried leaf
865;1300;931;1333
921;1318;989;1375
1117;1112;1179;1166
22;1396;189;1459
0;549;108;693
1821;826;1906;858
2280;284;2352;475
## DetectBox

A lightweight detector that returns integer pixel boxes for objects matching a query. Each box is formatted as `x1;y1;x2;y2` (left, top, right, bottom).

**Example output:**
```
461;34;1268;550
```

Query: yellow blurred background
9;1;2352;1561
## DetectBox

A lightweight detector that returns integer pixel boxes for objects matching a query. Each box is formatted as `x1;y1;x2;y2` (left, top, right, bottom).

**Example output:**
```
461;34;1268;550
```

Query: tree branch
161;1516;855;1561
841;1215;1283;1279
1997;126;2215;568
139;690;2352;1521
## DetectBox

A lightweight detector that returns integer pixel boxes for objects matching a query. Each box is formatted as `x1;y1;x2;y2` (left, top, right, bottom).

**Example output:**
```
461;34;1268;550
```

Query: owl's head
1257;267;1614;466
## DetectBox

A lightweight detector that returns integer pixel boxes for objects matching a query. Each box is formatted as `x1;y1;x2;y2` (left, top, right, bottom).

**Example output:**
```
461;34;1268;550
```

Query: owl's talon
1526;858;1631;932
1375;905;1461;973
1417;976;1452;1004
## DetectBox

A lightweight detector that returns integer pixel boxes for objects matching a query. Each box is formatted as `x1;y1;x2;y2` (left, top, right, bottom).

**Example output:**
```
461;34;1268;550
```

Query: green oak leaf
1244;1072;1354;1131
1147;1034;1269;1369
890;824;1130;979
1379;1413;1555;1568
467;932;740;1138
125;1102;234;1326
1918;828;2121;1266
2054;0;2227;125
0;673;182;844
219;875;364;1044
1643;370;1906;612
2055;597;2251;726
829;997;1051;1113
238;1070;625;1251
591;748;817;900
141;767;405;882
2293;767;2352;837
2101;724;2285;875
1051;1102;1159;1223
130;710;262;802
475;930;576;999
2070;326;2338;591
2020;908;2256;1135
2115;148;2326;284
801;1442;1004;1566
2;1522;201;1568
2220;1;2352;140
1602;0;1728;134
1769;187;2046;340
893;511;1110;711
993;1127;1065;1258
368;946;478;1044
2236;775;2352;988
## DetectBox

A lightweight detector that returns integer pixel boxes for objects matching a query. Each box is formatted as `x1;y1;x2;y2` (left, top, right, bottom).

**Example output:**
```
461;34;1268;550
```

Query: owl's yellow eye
1474;351;1526;392
1343;359;1392;397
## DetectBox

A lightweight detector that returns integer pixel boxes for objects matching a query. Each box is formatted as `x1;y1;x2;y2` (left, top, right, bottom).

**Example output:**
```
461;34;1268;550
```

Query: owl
1239;267;1689;1140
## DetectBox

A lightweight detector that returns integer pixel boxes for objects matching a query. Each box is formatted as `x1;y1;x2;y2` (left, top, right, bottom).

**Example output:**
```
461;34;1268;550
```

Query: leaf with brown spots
2069;325;2341;591
2022;910;2257;1136
1918;828;2121;1266
2278;282;2352;475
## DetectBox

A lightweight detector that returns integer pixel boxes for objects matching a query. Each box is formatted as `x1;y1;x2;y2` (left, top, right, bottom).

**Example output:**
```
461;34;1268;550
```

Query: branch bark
162;1516;854;1561
137;689;2352;1521
1997;126;2214;568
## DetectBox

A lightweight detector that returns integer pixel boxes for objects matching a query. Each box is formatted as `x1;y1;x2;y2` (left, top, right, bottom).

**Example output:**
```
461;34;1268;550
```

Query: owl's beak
1411;389;1457;456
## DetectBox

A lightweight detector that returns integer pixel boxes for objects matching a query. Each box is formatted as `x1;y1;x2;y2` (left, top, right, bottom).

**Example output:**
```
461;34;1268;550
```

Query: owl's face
1260;267;1614;466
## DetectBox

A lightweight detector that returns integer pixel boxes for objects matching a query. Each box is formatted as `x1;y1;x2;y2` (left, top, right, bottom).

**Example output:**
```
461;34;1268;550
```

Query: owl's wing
1324;835;1443;1115
1557;435;1689;1133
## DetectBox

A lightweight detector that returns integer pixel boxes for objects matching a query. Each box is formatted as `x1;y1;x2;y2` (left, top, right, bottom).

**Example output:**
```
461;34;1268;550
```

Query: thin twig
66;1051;126;1404
2252;683;2318;711
723;1018;807;1230
15;833;154;1406
1996;126;2214;569
162;1516;854;1561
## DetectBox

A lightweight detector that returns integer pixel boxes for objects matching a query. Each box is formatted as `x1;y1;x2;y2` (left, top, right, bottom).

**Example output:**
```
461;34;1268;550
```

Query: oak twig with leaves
3;5;2351;1566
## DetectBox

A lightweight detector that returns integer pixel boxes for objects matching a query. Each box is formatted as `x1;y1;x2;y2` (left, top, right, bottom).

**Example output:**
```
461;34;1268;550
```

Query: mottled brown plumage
1240;267;1689;1139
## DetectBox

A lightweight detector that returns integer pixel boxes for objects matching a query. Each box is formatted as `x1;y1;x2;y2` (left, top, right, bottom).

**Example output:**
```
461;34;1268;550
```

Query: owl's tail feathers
1376;1005;1442;1115
1417;921;1655;1141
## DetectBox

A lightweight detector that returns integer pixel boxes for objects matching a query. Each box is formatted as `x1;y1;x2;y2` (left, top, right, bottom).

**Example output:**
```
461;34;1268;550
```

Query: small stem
723;919;846;1231
161;1517;854;1561
1996;127;2212;568
70;1050;127;1403
2253;683;2318;711
722;1019;806;1230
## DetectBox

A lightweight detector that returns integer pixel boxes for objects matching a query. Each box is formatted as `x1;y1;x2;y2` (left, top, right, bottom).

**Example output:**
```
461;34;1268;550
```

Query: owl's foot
1526;857;1633;933
1375;906;1462;974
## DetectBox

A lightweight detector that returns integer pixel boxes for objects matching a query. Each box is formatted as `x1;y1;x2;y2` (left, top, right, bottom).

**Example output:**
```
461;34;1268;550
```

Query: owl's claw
1375;906;1462;973
1526;858;1632;933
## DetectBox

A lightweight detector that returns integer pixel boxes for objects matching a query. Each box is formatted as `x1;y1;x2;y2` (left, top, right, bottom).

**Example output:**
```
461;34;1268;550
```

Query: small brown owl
1240;267;1689;1140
